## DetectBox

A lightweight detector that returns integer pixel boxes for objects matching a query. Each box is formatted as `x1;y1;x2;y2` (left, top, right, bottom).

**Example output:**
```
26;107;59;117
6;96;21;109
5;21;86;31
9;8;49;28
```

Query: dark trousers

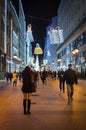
67;84;74;100
59;79;65;92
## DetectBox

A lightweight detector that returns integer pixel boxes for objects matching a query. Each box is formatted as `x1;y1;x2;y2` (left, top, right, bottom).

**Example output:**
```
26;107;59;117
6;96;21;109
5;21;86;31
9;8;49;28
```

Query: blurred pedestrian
13;71;18;87
9;72;13;82
64;64;78;103
18;71;22;82
5;71;10;83
41;68;47;85
21;66;33;115
58;68;65;92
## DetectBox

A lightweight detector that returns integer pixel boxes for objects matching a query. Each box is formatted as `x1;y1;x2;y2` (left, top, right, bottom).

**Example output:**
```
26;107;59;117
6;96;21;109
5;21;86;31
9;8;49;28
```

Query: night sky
11;0;60;60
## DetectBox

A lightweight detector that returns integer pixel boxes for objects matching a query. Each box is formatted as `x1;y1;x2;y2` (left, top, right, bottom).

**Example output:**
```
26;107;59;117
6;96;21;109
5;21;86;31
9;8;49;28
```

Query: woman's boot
23;99;27;114
28;99;31;114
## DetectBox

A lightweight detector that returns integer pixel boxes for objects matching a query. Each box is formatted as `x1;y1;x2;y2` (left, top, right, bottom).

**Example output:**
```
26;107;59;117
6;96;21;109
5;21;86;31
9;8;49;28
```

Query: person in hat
64;64;78;103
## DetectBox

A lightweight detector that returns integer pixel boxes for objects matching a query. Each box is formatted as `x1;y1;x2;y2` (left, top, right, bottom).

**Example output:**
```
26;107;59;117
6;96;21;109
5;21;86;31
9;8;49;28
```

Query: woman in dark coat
21;66;33;115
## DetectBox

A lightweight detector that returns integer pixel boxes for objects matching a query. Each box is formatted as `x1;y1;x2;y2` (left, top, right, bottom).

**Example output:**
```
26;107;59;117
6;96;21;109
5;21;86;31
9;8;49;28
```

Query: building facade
0;0;26;79
57;0;86;78
0;0;5;79
19;0;26;65
7;0;20;72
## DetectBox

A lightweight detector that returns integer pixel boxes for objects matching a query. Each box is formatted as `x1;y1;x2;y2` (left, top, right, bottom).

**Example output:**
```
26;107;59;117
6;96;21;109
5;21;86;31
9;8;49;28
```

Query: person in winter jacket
21;66;33;115
64;64;78;103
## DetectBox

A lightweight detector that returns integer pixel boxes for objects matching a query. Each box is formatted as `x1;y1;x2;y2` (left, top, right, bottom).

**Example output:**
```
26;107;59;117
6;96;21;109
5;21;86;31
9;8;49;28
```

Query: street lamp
72;47;79;70
72;47;79;56
13;54;18;71
13;54;18;59
57;57;62;62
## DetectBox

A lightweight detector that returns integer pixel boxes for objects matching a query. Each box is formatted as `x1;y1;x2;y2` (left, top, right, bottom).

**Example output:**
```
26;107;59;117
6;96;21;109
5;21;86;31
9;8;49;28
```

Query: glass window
66;45;70;54
71;42;74;51
77;35;83;47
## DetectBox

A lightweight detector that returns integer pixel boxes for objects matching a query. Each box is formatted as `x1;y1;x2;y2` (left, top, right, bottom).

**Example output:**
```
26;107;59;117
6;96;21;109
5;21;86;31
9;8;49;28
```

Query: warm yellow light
34;43;43;54
72;48;79;55
13;54;18;59
57;58;62;62
75;48;79;53
34;47;43;54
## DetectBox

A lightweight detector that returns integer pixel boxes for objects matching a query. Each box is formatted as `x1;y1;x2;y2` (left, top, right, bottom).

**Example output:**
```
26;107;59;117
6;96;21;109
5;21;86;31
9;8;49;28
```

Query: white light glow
47;50;51;56
27;24;34;42
35;55;40;71
48;27;64;44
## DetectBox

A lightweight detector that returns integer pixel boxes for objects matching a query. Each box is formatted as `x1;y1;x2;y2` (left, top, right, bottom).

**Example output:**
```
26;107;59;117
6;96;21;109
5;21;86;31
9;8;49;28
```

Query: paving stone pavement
0;79;86;130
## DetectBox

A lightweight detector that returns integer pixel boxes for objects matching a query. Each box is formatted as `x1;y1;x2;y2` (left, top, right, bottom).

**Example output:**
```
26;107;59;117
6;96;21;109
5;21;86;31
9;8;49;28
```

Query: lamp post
34;43;43;71
13;54;18;71
72;47;79;70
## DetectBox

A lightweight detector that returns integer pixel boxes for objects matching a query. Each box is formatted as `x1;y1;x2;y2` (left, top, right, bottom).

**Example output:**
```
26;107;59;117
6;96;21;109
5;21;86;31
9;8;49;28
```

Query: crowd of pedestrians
20;63;78;114
3;63;78;115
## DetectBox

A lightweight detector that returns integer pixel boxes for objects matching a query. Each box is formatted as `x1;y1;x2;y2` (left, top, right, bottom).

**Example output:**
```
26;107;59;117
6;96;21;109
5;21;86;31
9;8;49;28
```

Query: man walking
58;68;65;92
64;64;78;103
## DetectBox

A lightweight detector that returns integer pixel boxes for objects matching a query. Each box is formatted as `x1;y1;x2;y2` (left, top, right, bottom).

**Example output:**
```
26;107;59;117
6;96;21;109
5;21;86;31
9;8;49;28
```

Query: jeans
67;84;74;101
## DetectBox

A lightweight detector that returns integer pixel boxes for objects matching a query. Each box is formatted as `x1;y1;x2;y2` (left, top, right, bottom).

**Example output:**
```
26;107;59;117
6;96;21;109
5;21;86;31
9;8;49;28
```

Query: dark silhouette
5;72;10;82
21;66;33;115
41;68;47;85
58;68;65;92
64;64;78;103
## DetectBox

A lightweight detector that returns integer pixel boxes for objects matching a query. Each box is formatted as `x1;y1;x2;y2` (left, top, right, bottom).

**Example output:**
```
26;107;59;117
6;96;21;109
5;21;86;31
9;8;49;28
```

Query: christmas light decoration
48;26;64;44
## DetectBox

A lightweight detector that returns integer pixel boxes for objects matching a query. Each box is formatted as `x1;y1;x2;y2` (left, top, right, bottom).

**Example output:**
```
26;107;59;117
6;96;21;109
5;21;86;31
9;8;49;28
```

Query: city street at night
0;78;86;130
0;0;86;129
